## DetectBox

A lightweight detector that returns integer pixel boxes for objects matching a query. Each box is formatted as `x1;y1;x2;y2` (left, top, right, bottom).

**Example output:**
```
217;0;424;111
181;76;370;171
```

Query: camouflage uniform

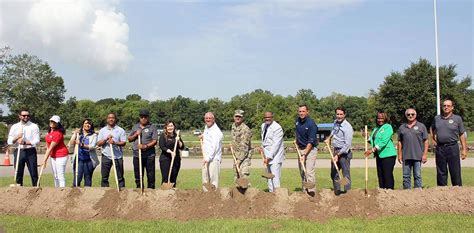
231;122;252;179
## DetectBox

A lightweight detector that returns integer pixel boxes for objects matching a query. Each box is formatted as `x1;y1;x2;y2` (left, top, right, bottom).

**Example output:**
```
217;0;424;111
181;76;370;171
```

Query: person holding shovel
200;112;223;191
159;120;184;188
128;109;158;189
7;108;40;186
231;110;253;183
325;107;353;196
260;111;285;192
97;113;127;189
295;104;318;197
40;115;69;188
364;111;397;189
71;118;99;187
397;108;428;189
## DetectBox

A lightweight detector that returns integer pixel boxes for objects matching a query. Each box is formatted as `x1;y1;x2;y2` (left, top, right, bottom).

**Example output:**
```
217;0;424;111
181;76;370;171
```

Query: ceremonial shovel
325;141;350;188
200;138;215;191
161;131;180;190
259;149;274;179
230;146;249;189
293;141;315;190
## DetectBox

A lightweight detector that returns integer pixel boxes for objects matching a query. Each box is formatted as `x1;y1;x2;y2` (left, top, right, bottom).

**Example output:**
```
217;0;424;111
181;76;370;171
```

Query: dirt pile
0;186;472;221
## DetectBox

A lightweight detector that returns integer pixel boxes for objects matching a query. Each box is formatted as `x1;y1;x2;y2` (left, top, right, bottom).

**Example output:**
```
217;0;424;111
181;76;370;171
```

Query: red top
45;130;69;158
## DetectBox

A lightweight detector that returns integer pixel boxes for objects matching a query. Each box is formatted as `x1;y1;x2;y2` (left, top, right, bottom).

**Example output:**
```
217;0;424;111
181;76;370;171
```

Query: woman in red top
41;115;69;187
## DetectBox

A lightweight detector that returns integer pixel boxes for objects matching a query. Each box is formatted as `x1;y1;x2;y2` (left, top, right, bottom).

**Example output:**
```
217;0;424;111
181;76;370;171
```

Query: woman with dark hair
159;120;184;187
71;118;98;187
41;115;69;187
364;111;397;189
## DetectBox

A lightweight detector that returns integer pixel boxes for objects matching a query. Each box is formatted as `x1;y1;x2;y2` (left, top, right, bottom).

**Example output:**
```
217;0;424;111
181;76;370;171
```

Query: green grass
2;167;473;191
0;213;473;232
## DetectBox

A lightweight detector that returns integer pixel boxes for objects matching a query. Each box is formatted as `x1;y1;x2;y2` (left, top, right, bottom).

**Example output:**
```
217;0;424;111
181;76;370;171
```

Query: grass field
1;167;473;192
0;168;473;232
0;214;472;233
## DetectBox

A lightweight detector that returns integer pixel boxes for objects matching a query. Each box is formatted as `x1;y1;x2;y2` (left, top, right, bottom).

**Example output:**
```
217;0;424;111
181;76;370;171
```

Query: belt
437;142;458;147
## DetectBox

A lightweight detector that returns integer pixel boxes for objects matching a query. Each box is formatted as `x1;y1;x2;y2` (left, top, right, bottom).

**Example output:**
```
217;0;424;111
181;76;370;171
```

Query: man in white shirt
200;112;223;191
260;112;285;192
7;108;40;186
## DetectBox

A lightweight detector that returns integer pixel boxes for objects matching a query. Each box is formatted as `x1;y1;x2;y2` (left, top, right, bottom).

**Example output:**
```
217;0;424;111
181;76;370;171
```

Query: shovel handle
293;141;307;174
230;146;241;174
167;131;180;185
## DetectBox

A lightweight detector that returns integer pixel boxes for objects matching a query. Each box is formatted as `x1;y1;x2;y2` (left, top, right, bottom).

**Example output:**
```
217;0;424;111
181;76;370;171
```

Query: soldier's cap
139;109;150;117
234;109;244;117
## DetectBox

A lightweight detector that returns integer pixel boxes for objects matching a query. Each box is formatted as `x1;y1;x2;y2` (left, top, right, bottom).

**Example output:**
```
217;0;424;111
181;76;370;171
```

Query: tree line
1;47;473;140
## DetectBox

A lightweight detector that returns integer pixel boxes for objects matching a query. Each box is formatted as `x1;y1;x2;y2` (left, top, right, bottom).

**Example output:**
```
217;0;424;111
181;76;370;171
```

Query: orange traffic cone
3;153;12;166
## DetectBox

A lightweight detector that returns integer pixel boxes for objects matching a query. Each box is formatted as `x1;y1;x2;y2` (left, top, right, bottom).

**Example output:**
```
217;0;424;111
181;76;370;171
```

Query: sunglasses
406;113;416;116
21;115;30;117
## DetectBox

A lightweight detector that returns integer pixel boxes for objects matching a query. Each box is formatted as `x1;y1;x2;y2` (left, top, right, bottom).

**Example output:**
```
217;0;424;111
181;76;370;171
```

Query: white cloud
0;0;131;72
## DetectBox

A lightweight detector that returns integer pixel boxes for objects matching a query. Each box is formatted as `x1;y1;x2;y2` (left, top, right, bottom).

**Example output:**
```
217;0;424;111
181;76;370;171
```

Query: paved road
0;153;473;177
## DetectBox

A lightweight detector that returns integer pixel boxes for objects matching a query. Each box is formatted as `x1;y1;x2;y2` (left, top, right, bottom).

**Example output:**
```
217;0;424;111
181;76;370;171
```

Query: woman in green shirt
365;111;397;189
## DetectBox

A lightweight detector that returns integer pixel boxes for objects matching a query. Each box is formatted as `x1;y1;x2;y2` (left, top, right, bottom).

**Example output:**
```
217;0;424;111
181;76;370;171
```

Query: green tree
0;54;66;128
374;58;473;129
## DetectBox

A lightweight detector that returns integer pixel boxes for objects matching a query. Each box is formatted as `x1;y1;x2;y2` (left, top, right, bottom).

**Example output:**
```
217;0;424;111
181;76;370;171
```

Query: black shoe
307;191;315;197
335;190;341;196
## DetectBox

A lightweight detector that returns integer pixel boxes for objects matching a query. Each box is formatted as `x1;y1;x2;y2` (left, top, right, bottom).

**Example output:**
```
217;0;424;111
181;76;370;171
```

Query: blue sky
0;0;472;102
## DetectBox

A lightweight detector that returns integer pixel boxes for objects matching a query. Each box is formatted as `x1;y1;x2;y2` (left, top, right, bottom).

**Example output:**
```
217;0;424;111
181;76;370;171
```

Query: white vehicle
193;129;202;135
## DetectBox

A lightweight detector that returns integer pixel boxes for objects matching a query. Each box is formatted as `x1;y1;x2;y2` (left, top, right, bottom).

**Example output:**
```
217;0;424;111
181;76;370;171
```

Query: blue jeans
403;160;422;189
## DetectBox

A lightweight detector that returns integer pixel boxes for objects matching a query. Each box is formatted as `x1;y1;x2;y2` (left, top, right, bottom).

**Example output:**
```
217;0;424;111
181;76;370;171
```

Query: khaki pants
202;159;220;191
298;148;317;192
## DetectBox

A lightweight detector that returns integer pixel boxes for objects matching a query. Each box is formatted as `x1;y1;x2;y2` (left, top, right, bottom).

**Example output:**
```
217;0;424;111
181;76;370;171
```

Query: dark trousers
435;144;462;186
376;155;396;189
13;148;38;186
331;149;352;191
133;154;156;189
159;155;181;187
73;159;95;187
101;155;125;188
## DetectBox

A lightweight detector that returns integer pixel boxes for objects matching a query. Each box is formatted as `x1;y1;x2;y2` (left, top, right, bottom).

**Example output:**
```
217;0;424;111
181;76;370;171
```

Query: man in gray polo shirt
97;112;127;189
397;108;428;189
431;99;468;186
128;109;159;189
325;106;353;195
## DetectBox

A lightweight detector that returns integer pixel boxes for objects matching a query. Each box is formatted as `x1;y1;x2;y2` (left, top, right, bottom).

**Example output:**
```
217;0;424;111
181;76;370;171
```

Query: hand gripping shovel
200;138;215;191
161;131;180;190
259;149;274;179
325;141;350;189
230;146;249;189
138;134;144;194
109;142;121;192
293;141;315;190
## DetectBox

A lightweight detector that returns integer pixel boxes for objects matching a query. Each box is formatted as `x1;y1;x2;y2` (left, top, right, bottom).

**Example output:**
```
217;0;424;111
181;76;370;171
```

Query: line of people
6;98;468;195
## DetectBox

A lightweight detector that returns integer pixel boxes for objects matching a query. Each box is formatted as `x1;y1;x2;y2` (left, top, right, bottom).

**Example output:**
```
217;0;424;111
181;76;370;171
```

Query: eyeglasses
406;113;416;116
21;115;30;117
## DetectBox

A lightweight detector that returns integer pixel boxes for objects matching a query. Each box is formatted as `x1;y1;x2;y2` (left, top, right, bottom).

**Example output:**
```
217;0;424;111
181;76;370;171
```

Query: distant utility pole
434;0;441;115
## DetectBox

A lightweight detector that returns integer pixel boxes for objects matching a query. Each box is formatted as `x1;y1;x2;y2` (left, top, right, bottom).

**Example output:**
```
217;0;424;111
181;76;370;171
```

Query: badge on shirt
449;119;454;124
144;128;149;133
414;126;419;130
380;128;384;133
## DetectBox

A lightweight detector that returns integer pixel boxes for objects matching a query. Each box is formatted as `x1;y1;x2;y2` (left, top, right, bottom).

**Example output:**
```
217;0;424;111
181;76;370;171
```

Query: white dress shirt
203;123;223;162
7;121;40;149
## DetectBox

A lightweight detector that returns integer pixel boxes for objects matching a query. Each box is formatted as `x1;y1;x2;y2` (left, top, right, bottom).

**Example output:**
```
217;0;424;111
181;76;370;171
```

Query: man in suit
260;111;285;192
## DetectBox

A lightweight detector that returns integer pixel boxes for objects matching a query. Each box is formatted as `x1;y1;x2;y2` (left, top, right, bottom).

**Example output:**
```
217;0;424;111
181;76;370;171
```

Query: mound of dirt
0;186;472;221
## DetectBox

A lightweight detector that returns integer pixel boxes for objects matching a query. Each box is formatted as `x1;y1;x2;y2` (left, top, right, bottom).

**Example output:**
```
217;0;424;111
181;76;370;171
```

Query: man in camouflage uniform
231;109;253;180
